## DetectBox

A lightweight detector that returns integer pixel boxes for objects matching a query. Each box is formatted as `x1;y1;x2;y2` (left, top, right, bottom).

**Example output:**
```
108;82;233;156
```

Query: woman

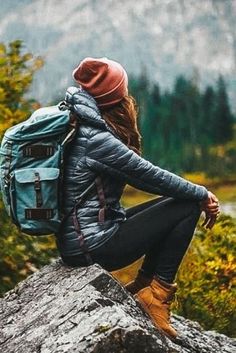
56;57;220;339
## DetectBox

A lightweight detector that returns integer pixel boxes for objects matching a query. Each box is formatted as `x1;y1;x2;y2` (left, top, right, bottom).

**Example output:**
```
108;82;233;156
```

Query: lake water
220;202;236;218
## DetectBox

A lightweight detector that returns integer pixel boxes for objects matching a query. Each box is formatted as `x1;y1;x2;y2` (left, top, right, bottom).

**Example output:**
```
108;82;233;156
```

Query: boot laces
164;292;178;319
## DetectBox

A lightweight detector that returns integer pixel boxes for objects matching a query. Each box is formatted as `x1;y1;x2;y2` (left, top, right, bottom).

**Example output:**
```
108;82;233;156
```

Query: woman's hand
199;191;220;229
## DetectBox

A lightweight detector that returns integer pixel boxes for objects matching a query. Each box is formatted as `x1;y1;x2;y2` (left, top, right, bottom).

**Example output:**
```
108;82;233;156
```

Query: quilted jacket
56;86;208;257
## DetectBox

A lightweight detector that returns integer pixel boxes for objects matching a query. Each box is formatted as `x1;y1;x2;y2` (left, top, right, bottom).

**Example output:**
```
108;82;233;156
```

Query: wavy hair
101;95;142;156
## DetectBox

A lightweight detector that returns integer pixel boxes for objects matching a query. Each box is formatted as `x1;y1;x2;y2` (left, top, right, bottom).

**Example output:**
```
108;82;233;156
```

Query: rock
0;259;235;353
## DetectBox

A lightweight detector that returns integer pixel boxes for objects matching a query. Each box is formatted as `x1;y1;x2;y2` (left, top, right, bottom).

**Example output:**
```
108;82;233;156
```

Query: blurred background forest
0;0;236;339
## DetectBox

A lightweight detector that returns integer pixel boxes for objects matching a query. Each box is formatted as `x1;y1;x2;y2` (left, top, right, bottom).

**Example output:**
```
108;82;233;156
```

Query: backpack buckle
34;172;43;207
34;174;41;191
23;145;55;158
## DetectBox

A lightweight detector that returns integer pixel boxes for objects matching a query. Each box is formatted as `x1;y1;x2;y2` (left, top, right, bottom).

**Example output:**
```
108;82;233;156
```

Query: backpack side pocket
11;167;61;235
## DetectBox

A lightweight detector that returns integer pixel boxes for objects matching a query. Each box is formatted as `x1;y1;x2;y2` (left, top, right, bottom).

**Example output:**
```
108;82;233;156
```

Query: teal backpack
0;102;94;236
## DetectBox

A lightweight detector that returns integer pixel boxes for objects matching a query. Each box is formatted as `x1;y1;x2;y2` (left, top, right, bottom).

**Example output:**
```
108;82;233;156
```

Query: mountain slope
0;0;235;109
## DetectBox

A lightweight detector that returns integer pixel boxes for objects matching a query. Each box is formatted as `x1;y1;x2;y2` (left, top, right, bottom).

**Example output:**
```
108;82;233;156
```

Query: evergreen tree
144;83;161;161
199;86;216;169
201;85;216;143
151;83;161;105
213;75;234;144
127;72;235;175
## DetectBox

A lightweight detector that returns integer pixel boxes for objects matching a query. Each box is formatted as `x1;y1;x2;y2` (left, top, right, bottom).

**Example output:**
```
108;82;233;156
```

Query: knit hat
72;57;128;109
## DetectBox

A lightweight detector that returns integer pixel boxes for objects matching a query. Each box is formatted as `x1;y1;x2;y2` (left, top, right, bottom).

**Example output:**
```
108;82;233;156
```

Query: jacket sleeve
85;130;208;201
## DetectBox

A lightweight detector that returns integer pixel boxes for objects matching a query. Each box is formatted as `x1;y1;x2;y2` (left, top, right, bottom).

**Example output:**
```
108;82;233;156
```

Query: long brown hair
101;95;142;156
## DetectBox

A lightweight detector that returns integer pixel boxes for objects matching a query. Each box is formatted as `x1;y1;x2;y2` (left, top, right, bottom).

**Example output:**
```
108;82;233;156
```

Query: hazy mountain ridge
0;0;235;109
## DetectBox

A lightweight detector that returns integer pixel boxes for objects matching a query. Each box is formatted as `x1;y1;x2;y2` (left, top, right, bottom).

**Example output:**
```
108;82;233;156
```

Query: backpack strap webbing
3;141;13;184
95;175;106;223
62;175;107;266
62;180;96;265
72;203;93;265
2;141;13;205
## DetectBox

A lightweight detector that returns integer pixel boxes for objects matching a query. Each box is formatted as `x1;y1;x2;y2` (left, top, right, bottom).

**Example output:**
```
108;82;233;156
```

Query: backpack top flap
4;105;70;142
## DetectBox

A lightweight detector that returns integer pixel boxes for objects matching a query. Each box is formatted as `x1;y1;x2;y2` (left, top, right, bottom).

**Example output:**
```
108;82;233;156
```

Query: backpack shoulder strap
95;176;106;223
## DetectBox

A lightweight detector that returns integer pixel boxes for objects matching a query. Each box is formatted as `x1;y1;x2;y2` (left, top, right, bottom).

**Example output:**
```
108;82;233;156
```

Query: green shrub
174;214;236;337
0;199;58;296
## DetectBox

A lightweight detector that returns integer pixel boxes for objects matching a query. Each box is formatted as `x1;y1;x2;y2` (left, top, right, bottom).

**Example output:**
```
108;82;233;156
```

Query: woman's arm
85;129;209;201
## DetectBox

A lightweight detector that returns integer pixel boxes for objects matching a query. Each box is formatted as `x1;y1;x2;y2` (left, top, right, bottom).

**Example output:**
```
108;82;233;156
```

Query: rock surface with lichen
0;260;235;353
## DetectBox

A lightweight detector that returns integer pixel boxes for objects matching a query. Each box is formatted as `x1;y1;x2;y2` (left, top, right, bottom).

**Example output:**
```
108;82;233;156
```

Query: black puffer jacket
56;86;208;257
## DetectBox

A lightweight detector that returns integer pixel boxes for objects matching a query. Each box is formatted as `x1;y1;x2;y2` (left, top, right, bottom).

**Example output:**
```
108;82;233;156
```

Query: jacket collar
64;86;119;137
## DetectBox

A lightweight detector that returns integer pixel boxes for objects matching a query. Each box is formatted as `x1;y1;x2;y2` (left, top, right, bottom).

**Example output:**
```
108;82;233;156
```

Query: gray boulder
0;260;235;353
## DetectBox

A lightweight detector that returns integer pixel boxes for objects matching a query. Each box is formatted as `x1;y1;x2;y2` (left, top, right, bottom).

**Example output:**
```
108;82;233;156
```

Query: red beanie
72;57;128;109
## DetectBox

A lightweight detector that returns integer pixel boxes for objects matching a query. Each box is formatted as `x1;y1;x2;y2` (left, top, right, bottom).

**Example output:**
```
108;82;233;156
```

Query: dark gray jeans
61;196;202;283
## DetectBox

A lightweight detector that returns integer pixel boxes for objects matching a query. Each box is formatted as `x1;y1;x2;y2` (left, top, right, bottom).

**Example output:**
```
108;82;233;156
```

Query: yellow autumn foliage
0;40;43;138
0;40;57;294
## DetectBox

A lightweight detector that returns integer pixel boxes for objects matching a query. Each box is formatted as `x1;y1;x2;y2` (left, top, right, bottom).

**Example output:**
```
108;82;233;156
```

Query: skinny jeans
61;196;202;283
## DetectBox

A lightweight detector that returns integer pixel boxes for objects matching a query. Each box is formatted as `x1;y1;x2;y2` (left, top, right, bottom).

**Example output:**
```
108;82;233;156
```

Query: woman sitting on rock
56;57;220;339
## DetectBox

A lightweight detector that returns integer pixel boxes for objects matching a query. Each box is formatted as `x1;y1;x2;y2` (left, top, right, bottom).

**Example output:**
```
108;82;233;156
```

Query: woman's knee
183;199;202;220
190;199;201;214
172;198;201;220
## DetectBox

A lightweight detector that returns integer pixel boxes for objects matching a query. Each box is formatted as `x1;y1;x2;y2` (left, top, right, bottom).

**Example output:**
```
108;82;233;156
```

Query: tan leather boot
134;276;178;339
125;270;153;295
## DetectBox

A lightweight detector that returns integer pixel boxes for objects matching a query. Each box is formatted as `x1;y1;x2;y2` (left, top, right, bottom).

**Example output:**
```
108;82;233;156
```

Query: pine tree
213;75;234;144
200;86;216;169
